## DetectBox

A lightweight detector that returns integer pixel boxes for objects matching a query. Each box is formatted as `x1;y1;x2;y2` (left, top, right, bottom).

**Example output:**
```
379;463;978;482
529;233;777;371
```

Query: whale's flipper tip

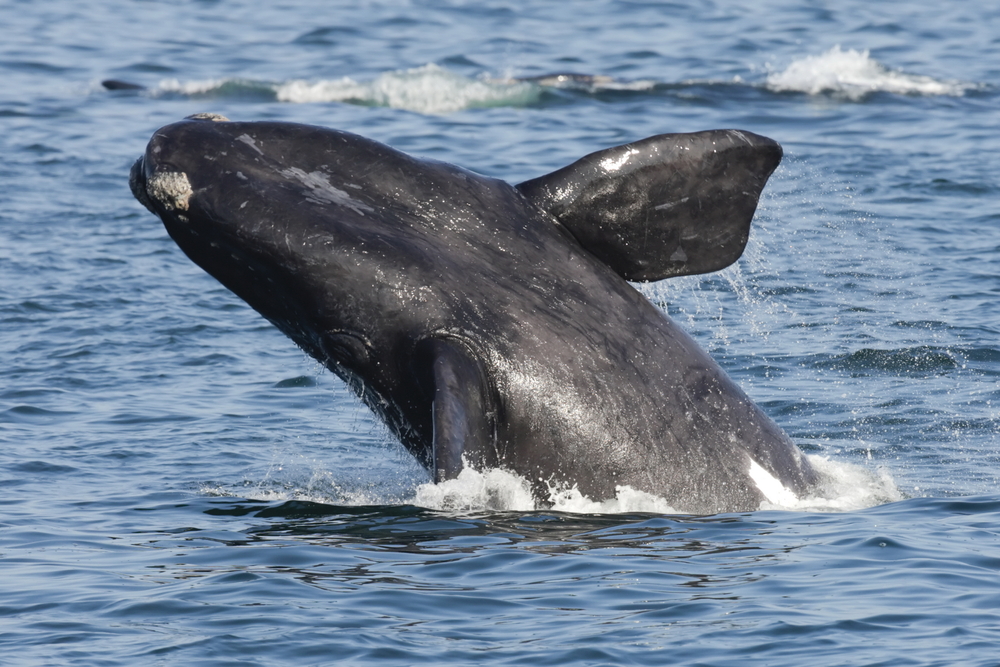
518;129;782;282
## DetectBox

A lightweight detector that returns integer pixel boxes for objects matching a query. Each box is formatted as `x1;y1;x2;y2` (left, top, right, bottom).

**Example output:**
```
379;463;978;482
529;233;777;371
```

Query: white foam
276;64;541;114
758;455;903;512
765;46;973;99
748;459;799;506
207;451;900;515
151;65;660;115
412;466;537;511
158;77;231;95
546;483;680;514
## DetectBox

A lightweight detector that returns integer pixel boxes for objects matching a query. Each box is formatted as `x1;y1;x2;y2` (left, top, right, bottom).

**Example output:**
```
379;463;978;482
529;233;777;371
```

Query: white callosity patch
186;112;230;122
146;171;193;212
280;167;374;216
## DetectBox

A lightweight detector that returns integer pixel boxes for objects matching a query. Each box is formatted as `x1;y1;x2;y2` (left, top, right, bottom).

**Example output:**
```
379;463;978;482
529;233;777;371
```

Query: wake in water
146;64;658;113
205;453;901;515
104;48;976;114
277;64;542;114
151;64;544;114
412;455;902;514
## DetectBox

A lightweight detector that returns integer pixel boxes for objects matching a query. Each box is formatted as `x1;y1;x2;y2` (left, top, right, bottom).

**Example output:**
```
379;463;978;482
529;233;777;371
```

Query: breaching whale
130;114;817;513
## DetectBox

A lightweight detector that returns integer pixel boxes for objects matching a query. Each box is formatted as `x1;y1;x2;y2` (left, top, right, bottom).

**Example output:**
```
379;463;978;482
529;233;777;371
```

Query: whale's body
131;115;816;513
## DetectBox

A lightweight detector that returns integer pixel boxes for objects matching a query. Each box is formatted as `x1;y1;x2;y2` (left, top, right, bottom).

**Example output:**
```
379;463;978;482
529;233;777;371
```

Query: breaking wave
156;64;544;114
765;45;975;99
150;64;660;114
138;51;978;115
276;64;543;114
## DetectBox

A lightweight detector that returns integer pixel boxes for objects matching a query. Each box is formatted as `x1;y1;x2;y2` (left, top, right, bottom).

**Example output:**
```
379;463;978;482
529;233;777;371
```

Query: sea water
2;1;999;665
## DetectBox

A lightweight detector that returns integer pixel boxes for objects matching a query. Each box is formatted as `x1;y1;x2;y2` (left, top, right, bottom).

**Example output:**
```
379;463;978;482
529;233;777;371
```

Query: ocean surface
2;1;999;665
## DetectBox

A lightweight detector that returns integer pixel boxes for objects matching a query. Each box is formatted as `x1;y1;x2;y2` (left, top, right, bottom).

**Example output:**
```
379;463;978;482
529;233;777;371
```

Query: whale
101;79;146;91
130;114;817;513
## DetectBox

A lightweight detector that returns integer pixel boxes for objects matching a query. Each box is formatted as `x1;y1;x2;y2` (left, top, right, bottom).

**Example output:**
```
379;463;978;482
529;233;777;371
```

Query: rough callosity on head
146;171;194;212
186;112;230;122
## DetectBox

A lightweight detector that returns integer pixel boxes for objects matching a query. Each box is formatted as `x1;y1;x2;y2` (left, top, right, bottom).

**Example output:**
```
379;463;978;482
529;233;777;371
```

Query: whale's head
133;116;493;441
133;115;399;372
130;114;548;462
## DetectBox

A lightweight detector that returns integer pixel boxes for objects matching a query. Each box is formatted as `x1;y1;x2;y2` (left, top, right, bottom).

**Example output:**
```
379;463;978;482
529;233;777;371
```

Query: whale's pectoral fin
414;338;493;482
516;129;782;282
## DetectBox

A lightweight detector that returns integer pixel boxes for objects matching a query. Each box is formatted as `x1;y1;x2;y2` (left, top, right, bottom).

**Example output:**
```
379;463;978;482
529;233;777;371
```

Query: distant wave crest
145;51;978;115
148;65;662;114
765;45;974;99
277;64;543;114
156;64;545;114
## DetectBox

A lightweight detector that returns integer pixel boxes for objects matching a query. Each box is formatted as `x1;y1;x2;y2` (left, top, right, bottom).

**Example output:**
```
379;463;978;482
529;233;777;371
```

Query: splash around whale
130;114;818;514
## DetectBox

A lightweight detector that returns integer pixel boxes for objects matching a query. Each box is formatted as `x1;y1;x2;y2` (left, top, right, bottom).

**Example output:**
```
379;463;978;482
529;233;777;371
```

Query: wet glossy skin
132;116;815;513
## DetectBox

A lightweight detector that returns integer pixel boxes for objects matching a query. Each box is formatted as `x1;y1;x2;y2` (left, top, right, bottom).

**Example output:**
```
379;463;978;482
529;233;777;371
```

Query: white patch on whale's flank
654;197;690;211
599;148;638;172
146;171;193;211
236;133;263;154
281;167;374;216
669;246;688;262
236;171;247;180
748;459;799;506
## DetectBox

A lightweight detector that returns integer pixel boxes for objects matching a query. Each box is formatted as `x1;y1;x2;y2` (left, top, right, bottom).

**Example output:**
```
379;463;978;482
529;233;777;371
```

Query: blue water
2;1;999;664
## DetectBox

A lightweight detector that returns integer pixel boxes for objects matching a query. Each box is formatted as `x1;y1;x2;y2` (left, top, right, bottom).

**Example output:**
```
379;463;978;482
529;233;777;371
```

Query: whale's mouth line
129;157;155;214
130;155;196;219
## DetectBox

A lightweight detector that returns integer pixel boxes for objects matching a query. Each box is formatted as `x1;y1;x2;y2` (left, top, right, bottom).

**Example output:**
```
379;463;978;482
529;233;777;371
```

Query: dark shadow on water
198;497;800;560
